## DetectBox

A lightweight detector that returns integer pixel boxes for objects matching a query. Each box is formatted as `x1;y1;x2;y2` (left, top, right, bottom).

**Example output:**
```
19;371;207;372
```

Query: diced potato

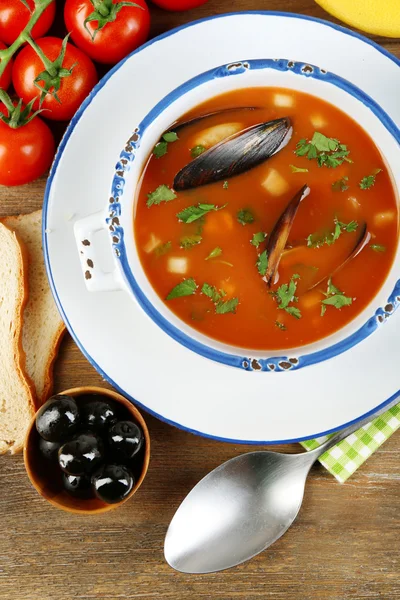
273;93;294;108
299;290;323;310
168;256;188;274
220;279;236;295
373;211;397;227
310;114;327;129
192;122;242;148
348;196;361;210
261;168;290;196
144;233;161;253
203;210;234;235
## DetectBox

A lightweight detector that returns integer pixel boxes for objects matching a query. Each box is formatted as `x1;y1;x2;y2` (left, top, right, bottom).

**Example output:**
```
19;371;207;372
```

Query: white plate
44;12;400;444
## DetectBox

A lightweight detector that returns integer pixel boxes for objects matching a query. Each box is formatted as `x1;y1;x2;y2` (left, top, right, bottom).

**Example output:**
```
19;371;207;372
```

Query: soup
134;88;398;350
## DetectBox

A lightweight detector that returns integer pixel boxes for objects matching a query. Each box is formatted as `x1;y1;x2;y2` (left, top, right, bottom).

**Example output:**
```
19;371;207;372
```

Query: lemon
315;0;400;38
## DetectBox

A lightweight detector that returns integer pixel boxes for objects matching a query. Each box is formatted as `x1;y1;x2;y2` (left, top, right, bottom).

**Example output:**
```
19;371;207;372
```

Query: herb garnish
359;168;382;189
202;283;239;314
223;180;229;189
191;145;206;158
307;218;358;248
251;232;267;248
275;320;287;331
154;241;171;256
205;247;222;260
370;244;386;253
321;278;352;316
290;164;309;174
180;235;202;249
177;203;227;224
256;250;269;276
153;131;179;158
332;176;349;192
237;208;254;226
273;274;302;319
147;184;177;207
295;132;352;168
166;278;197;300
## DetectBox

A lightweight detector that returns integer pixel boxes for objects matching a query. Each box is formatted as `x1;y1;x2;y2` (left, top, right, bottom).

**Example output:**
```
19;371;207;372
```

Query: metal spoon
164;395;399;573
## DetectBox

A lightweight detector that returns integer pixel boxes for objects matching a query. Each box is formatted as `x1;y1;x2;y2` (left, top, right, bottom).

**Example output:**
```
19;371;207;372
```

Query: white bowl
74;58;400;373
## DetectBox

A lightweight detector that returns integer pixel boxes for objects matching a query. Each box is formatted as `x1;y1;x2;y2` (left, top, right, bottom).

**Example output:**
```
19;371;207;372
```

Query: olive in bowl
24;386;150;514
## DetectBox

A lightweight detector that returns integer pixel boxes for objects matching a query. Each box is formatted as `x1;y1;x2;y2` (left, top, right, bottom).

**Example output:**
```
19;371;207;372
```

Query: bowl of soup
74;58;400;372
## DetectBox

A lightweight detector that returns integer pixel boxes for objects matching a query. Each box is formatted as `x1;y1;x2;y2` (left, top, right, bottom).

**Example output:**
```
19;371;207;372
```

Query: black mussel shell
173;117;292;190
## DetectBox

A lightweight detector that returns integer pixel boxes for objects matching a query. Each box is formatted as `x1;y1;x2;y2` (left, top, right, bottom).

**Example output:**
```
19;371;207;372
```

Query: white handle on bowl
74;211;123;292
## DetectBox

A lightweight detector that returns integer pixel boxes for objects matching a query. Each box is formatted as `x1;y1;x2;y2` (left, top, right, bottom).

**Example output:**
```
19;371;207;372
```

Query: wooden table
1;2;399;598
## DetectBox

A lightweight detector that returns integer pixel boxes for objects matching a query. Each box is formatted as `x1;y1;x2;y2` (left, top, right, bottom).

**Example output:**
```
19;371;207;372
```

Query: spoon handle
309;393;400;460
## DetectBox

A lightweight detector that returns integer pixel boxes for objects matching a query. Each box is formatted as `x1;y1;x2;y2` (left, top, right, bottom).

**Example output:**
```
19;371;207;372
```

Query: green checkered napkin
300;403;400;483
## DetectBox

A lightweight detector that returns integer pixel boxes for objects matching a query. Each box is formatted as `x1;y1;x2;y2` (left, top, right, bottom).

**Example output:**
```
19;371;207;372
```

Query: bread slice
0;223;35;454
3;211;65;407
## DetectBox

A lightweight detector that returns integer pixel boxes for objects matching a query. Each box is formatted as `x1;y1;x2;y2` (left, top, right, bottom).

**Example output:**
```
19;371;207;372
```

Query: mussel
173;117;293;190
264;184;310;287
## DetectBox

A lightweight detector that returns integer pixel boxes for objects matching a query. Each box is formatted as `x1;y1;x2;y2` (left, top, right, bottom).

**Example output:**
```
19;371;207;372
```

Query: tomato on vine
12;36;98;121
0;0;56;46
64;0;150;65
0;42;13;90
0;101;55;186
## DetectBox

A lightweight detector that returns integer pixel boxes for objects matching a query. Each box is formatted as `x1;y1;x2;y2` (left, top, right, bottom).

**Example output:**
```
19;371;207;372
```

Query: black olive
80;395;118;434
108;420;144;462
38;438;60;462
91;464;134;504
36;395;79;442
62;473;94;498
58;432;104;475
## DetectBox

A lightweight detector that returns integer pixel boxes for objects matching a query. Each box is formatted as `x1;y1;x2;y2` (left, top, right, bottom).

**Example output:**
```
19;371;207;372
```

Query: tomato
64;0;150;65
0;108;55;186
150;0;208;10
0;0;56;46
0;41;13;90
12;37;98;121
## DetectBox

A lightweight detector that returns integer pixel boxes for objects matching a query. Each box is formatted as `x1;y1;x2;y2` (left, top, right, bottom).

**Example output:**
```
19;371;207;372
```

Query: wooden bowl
24;386;150;514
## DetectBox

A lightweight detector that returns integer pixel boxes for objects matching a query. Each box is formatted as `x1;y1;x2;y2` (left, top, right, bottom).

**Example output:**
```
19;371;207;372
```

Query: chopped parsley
237;208;255;226
177;203;227;224
166;278;197;300
205;247;222;260
223;180;229;189
275;320;287;331
332;176;349;192
321;277;352;316
359;168;382;189
273;274;302;319
251;232;267;248
295;132;352;168
307;218;358;248
256;250;269;276
202;283;238;314
152;131;178;158
147;185;177;207
191;145;206;158
290;164;309;174
370;244;386;252
154;241;171;256
180;235;202;249
215;297;239;314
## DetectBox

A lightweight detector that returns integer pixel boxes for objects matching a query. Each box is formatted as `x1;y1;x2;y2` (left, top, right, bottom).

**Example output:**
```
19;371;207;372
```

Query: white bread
0;223;35;454
3;211;65;407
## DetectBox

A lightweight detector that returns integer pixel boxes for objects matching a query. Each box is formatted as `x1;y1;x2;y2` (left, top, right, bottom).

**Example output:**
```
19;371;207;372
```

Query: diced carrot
299;290;323;310
220;279;236;295
261;168;289;196
202;210;234;235
310;114;327;129
373;211;397;227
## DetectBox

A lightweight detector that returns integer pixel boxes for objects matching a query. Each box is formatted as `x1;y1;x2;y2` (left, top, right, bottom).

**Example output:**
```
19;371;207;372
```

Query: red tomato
64;0;150;65
150;0;208;10
0;41;13;90
0;0;56;46
0;108;55;186
12;37;98;121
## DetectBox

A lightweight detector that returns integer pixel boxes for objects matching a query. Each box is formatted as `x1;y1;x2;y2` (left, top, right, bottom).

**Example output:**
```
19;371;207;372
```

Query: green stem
0;89;15;113
0;0;54;81
26;37;57;76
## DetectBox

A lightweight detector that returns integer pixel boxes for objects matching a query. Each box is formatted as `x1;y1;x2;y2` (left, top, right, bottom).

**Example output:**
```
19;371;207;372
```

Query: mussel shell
173;117;293;190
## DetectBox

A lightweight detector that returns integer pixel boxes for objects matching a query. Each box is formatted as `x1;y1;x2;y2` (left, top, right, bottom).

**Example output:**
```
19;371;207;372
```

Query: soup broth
134;87;398;350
